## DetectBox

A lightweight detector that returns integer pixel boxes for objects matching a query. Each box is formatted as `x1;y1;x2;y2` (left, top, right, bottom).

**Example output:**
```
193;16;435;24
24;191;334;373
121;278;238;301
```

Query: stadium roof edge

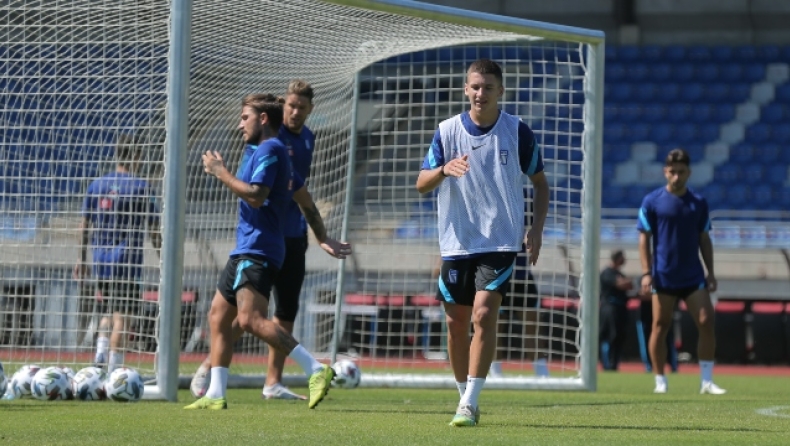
327;0;605;44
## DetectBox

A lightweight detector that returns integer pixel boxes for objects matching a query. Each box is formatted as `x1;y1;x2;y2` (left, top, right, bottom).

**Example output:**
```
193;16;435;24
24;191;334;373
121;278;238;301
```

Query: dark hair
116;133;141;167
665;148;691;166
241;93;284;130
287;79;314;103
467;58;503;84
611;250;624;263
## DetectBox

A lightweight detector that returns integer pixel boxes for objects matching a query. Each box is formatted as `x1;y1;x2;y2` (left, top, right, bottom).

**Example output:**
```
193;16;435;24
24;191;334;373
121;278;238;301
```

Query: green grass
2;373;789;445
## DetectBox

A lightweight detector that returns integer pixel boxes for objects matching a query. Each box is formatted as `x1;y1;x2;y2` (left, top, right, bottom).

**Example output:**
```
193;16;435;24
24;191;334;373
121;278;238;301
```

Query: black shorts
653;281;707;300
508;269;540;310
217;254;278;307
272;235;308;322
96;280;141;315
435;252;517;307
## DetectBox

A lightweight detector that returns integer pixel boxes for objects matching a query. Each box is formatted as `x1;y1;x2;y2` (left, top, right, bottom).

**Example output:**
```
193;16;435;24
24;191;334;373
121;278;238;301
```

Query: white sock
456;380;467;398
533;358;549;377
655;374;667;387
205;367;228;399
95;337;109;361
109;351;124;372
699;360;714;383
459;377;486;409
489;361;503;376
288;344;324;375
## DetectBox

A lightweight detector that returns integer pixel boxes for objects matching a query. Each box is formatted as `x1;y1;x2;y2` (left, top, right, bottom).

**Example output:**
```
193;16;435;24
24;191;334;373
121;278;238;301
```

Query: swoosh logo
472;144;485;150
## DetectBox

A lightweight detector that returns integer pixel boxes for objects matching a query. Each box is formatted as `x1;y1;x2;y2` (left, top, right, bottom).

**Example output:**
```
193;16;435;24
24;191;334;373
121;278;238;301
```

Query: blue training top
82;171;159;280
231;138;304;269
637;187;711;289
278;124;315;238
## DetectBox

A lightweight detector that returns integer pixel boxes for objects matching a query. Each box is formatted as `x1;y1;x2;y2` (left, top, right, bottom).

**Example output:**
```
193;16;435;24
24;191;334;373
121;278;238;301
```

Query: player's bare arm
202;150;270;207
416;154;470;194
292;185;352;259
74;217;91;280
525;170;549;265
638;231;653;295
699;231;717;292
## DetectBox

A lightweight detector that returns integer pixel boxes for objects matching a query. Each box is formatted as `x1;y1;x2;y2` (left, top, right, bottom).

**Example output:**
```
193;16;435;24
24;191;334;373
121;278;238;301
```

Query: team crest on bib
500;150;508;165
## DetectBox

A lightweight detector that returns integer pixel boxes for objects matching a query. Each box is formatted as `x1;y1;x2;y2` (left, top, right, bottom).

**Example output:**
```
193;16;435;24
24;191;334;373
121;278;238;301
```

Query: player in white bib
416;59;549;427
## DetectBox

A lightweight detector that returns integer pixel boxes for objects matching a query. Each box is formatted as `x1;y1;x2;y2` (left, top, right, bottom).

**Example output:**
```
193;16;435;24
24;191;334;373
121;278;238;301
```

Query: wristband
440;165;449;177
641;273;651;278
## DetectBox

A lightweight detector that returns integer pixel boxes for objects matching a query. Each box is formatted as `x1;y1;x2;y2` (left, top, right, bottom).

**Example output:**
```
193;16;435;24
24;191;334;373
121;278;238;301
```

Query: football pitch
2;372;789;445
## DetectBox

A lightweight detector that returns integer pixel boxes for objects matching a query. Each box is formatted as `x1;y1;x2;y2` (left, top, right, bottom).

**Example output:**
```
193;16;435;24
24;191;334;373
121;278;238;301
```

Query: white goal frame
148;0;604;399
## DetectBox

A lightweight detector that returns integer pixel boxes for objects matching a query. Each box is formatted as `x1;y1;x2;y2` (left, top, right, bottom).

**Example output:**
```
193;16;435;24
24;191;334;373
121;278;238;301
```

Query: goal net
0;0;603;395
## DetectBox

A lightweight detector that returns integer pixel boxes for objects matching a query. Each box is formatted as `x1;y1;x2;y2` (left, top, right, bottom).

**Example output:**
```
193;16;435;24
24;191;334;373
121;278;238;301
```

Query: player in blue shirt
416;59;550;427
185;94;351;411
75;135;162;372
637;148;724;395
189;81;324;401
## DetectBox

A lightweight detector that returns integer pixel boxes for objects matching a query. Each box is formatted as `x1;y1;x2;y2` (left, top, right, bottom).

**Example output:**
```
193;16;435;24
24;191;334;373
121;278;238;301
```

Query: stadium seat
726;184;752;208
745;123;772;144
641;45;663;61
649;63;672;82
700;183;726;207
767;164;788;185
673;63;696;82
603;123;627;144
680;83;704;102
664;45;686;61
742;163;765;184
696;64;719;83
756;143;780;164
633;83;658;102
772;124;790;144
642;105;666;123
728;143;754;164
675;123;698;144
715;163;742;183
776;84;790;103
761;103;786;123
604;143;632;163
687;45;712;61
618;104;643;123
626;63;650;82
649;123;674;144
618;45;641;61
688;104;713;123
665;104;691;123
752;185;774;207
744;64;767;83
720;65;744;83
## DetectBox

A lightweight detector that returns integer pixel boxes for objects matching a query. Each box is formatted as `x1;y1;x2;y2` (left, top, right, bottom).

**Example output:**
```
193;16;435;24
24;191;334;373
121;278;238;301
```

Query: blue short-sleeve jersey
82;172;159;280
231;138;304;268
278;125;315;238
421;111;543;177
637;187;711;289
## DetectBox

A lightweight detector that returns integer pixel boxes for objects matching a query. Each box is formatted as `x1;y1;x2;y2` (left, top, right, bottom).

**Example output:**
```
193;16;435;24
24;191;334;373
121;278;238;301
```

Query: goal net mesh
0;0;592;388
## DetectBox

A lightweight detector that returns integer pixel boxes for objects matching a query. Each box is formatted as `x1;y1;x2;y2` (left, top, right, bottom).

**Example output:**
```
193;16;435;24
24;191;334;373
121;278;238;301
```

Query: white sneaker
190;364;210;399
262;383;307;400
700;381;726;395
653;382;667;394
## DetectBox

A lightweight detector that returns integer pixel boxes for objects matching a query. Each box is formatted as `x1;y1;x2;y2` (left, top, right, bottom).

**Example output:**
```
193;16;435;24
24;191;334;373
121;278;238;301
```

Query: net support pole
154;0;193;402
579;41;605;391
329;73;361;365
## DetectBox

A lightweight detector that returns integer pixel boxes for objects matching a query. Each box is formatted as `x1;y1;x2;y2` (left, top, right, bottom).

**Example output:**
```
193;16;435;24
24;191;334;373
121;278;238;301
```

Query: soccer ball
9;364;41;398
72;367;108;401
59;366;76;383
105;367;144;402
331;360;361;389
0;362;6;398
31;366;74;400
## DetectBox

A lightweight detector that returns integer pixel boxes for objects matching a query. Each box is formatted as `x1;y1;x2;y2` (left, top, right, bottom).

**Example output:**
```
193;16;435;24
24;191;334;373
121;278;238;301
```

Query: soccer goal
0;0;603;400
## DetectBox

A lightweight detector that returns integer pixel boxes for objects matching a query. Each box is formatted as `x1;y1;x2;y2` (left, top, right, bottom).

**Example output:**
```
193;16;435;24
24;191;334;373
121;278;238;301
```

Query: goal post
0;0;604;399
